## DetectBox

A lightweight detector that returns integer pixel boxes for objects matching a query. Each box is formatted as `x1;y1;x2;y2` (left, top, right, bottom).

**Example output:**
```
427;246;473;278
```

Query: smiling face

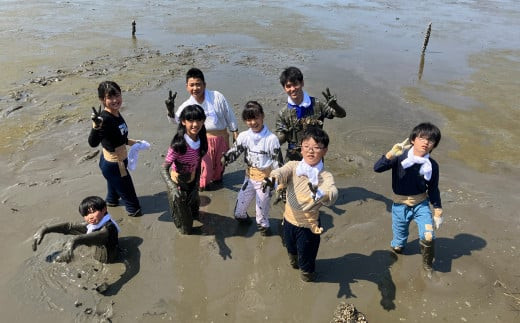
283;80;304;105
245;115;264;133
411;135;435;157
182;118;204;140
301;137;327;166
83;207;107;225
186;77;206;103
101;92;122;116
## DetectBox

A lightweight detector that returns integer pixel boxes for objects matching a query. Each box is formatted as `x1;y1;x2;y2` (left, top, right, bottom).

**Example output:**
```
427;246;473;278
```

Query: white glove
433;208;443;229
386;138;412;159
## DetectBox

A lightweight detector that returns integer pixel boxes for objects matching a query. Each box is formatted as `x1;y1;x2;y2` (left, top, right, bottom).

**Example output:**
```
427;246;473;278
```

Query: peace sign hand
165;90;177;117
91;105;103;128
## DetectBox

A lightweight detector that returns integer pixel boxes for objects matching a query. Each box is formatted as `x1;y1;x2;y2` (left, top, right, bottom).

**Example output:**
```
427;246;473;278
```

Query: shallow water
1;0;520;322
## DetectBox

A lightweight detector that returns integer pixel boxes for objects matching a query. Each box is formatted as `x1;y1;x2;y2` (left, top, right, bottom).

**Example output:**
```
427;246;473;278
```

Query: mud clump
331;302;368;323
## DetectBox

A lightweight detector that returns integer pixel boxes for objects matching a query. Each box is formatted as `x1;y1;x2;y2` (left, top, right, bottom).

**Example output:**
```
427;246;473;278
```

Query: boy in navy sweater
374;123;443;275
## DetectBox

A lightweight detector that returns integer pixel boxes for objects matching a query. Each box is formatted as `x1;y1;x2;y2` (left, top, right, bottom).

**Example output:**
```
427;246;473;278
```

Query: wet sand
1;1;519;322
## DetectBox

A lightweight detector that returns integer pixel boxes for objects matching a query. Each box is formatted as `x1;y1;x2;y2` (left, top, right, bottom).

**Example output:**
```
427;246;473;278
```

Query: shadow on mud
316;250;398;311
103;236;142;296
332;186;393;214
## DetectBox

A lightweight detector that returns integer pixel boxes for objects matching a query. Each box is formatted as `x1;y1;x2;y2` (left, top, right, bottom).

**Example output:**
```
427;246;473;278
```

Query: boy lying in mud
31;196;120;263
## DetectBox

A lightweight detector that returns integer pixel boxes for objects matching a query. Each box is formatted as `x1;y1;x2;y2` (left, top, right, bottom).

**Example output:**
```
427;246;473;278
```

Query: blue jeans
99;154;141;214
391;200;434;248
284;219;321;273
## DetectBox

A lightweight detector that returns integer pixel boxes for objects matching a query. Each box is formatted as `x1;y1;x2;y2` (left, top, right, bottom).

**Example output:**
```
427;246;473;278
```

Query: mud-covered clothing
162;138;203;234
270;161;338;232
88;110;129;152
224;126;281;228
270;160;338;274
162;135;203;191
373;149;441;209
54;217;119;263
224;126;282;174
170;89;238;188
275;93;344;161
373;149;441;248
88;110;141;214
89;215;120;263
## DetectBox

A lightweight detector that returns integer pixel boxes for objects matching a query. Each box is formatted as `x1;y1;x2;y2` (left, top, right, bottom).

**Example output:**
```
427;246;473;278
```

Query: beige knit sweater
270;161;338;234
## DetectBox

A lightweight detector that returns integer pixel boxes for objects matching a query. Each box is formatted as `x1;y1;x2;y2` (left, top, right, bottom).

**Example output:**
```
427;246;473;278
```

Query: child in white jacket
222;101;282;236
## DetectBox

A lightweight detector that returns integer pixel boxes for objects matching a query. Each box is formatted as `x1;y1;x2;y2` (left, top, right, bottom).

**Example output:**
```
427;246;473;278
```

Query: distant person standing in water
165;68;239;191
88;81;145;217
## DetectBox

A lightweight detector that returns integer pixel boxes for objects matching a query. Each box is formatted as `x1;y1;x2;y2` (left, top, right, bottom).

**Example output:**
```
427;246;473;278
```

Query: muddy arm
32;222;86;251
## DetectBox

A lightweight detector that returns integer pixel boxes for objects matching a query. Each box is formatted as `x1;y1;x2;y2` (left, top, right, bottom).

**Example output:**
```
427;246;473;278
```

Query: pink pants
200;134;229;188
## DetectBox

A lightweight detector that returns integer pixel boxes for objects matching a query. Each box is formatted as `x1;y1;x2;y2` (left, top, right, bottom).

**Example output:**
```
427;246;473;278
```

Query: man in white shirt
165;68;239;190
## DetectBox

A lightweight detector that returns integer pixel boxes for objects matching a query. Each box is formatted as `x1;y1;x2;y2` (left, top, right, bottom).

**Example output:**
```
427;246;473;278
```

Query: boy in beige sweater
267;127;338;282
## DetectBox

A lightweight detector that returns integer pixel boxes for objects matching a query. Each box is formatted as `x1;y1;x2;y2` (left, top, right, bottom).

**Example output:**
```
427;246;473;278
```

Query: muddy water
1;0;520;322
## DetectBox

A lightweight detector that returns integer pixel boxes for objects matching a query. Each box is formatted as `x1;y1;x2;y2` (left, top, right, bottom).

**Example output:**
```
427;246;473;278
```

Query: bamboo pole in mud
418;22;432;80
422;22;432;54
132;20;136;36
418;53;425;80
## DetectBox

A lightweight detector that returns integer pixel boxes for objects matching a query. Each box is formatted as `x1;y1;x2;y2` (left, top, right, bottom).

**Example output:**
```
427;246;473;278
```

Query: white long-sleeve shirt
171;89;238;132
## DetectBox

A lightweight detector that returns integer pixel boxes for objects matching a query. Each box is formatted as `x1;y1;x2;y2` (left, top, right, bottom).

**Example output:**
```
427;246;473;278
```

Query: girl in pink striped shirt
161;104;208;234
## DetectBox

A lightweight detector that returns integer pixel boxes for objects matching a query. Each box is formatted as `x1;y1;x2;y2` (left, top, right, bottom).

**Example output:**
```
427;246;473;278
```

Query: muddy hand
165;90;177;117
32;226;47;251
308;182;318;200
261;177;276;193
91;105;103;128
221;154;230;167
322;87;337;107
55;240;74;263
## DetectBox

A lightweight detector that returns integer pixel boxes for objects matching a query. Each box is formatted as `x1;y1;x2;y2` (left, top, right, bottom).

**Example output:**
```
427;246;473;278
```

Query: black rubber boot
420;239;434;273
300;271;316;282
288;253;299;269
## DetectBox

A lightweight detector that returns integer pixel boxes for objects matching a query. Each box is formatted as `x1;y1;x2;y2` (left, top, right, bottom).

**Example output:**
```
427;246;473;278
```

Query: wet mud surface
1;0;520;322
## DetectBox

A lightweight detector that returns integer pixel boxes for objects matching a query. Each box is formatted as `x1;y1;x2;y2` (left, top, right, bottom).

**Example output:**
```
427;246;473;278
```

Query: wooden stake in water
132;20;136;36
422;22;432;54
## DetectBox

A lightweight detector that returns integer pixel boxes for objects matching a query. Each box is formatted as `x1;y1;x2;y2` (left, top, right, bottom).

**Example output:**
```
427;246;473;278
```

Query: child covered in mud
160;104;208;235
165;67;239;190
88;81;146;217
266;127;338;282
275;66;346;162
373;122;444;275
221;101;283;236
32;196;120;263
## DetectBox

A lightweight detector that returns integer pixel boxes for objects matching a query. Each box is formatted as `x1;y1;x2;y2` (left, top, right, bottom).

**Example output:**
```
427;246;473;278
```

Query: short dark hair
78;196;107;216
300;126;329;148
280;66;303;86
98;81;121;99
242;101;264;120
186;67;205;83
409;122;441;149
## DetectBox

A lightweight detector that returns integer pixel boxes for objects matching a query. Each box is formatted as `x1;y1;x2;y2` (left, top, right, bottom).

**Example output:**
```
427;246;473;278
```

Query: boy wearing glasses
267;127;338;282
374;122;443;276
